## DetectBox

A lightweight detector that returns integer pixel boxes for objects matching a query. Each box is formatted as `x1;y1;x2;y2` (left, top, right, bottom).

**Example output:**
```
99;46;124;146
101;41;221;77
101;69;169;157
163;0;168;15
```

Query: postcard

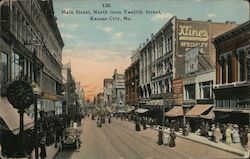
0;0;249;158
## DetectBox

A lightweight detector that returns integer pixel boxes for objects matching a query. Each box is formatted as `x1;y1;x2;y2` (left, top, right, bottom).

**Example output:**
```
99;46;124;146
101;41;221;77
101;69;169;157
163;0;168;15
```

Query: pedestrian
163;130;170;146
243;128;250;158
213;124;222;143
40;136;47;159
135;120;140;131
240;126;248;148
108;116;111;123
226;124;232;145
169;128;176;147
232;124;240;143
158;127;163;145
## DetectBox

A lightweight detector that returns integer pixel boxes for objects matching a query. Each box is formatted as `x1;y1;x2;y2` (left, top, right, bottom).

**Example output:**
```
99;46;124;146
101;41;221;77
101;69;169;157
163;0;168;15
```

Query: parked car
61;126;81;149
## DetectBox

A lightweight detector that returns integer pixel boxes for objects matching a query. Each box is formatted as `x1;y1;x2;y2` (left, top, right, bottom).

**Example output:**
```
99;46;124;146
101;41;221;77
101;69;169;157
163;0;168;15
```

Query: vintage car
61;127;81;149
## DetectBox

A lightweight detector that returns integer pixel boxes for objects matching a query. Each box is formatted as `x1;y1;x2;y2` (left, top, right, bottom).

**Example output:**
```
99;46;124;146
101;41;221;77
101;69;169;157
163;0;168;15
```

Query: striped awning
165;106;183;117
186;104;213;118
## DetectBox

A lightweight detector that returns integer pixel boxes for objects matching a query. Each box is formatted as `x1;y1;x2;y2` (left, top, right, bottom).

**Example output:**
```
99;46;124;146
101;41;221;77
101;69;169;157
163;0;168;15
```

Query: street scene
0;0;250;159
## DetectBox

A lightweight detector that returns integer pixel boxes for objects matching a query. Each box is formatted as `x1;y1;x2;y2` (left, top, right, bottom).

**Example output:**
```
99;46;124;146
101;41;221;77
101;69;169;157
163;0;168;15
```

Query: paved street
55;117;242;159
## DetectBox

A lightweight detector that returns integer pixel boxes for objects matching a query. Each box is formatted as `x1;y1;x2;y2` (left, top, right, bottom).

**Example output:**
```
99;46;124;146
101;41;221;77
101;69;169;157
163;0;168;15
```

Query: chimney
187;17;192;21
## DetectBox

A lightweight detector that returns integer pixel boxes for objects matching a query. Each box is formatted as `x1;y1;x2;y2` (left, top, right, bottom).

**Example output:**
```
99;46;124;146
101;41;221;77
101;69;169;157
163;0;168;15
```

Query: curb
52;149;60;159
149;126;245;157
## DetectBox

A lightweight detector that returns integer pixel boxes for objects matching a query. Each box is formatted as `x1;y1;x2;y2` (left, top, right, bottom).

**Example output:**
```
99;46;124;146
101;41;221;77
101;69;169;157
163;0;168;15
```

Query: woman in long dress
225;124;232;145
169;129;176;147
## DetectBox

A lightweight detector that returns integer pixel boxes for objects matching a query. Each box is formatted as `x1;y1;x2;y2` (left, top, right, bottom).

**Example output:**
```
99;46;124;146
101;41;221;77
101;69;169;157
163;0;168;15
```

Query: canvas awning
135;108;149;114
0;98;34;135
127;106;135;112
165;106;184;117
200;108;215;119
146;99;163;106
186;104;213;118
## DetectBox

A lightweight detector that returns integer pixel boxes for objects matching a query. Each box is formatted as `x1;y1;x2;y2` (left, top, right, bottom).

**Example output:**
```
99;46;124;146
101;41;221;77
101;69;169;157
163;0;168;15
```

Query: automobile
61;126;81;149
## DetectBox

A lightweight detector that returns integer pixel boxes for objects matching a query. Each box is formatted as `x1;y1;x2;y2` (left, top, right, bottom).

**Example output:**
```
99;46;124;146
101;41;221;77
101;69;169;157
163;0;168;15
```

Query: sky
53;0;249;101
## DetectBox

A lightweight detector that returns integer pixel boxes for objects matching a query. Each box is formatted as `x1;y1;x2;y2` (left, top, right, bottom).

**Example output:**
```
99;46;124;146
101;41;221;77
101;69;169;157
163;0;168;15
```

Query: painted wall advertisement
177;21;209;55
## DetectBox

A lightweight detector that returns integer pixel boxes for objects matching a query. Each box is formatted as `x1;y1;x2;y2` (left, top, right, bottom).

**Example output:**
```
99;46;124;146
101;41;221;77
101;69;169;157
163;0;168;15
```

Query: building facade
213;20;250;125
0;0;64;118
125;49;140;108
62;63;78;118
139;17;236;108
112;69;126;112
103;78;112;107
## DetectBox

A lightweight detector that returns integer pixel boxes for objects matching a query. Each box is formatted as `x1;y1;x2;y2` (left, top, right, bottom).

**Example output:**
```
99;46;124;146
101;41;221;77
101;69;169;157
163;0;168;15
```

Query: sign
178;21;209;55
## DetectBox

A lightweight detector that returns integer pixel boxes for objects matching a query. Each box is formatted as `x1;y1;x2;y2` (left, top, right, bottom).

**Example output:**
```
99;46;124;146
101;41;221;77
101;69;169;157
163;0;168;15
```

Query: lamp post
32;50;39;159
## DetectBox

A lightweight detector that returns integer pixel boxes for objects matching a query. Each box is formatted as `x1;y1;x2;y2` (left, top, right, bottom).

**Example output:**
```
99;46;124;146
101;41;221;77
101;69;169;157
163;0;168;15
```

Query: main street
55;117;242;159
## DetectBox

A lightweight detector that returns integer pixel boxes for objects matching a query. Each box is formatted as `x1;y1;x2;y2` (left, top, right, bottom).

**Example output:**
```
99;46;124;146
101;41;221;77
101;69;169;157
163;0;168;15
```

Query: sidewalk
149;125;246;156
31;144;59;159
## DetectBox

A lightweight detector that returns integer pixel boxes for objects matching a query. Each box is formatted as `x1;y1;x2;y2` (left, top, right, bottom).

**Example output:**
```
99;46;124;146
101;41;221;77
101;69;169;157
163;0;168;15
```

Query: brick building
213;20;250;125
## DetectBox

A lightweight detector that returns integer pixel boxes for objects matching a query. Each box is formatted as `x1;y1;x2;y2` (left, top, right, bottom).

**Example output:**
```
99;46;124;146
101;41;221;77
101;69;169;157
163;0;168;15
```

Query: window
185;84;195;100
1;52;8;84
219;52;232;84
238;50;245;81
227;54;232;83
199;81;213;99
12;51;33;81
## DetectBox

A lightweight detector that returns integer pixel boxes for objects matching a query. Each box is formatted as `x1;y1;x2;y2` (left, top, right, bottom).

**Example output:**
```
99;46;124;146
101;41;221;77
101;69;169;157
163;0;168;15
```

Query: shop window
199;81;213;99
12;51;24;80
185;84;195;100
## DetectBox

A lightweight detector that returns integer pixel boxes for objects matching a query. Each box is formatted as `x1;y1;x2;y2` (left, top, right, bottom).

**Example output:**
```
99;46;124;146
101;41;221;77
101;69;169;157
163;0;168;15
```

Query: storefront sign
41;91;58;101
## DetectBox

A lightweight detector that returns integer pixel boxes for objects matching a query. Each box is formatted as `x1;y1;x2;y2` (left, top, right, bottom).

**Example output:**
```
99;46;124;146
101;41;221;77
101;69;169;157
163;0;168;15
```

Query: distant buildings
112;69;126;112
125;49;140;109
103;78;113;107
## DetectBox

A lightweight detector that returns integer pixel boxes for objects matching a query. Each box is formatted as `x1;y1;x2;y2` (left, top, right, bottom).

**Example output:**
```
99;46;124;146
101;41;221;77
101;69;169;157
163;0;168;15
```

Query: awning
127;106;135;112
0;98;34;135
186;104;213;118
200;108;215;119
146;99;163;106
165;106;183;117
135;108;149;113
213;108;233;112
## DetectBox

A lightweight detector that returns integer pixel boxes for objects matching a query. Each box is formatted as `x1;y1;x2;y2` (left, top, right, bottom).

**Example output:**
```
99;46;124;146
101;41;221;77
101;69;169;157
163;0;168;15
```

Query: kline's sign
178;21;209;54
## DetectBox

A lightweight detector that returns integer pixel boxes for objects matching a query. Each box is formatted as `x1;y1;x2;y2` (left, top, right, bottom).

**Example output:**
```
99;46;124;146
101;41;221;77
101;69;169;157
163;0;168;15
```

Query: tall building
62;63;78;118
0;0;64;120
125;49;140;108
138;17;237;123
103;78;113;107
213;20;250;125
112;69;126;112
